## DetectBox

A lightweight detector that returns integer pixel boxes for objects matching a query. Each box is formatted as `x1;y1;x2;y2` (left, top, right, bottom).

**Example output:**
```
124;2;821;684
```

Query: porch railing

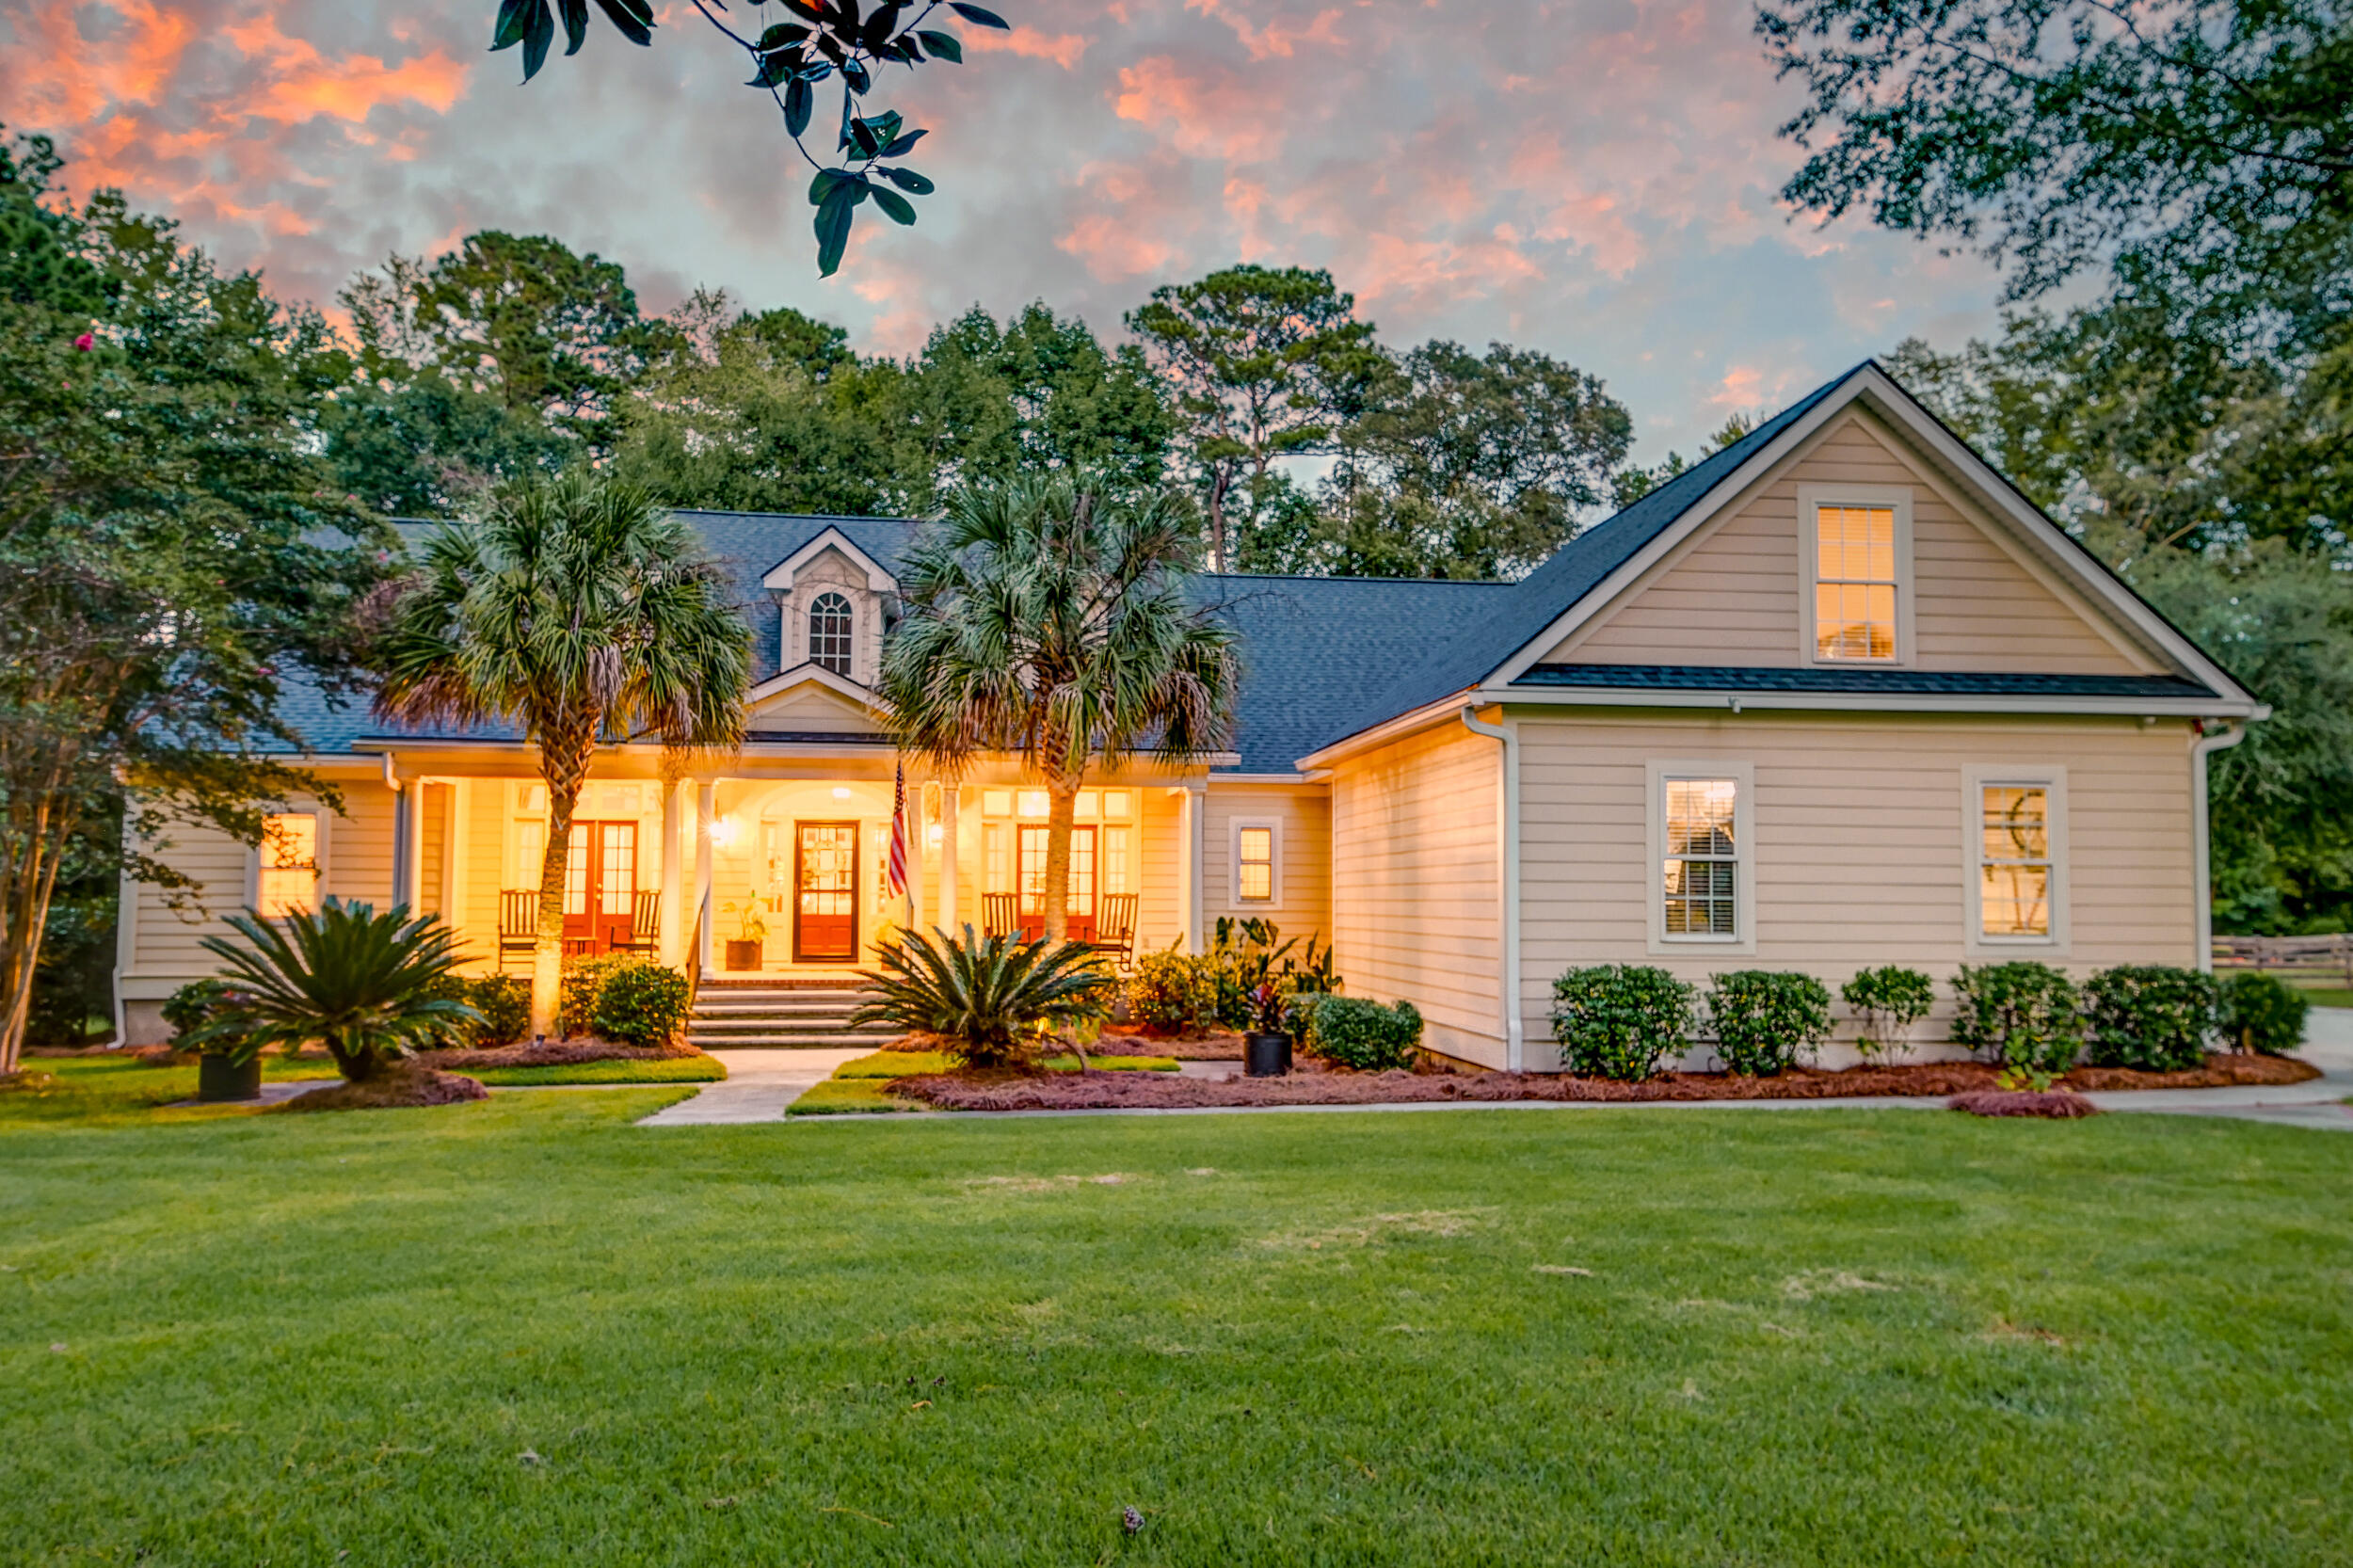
2212;933;2353;987
685;916;702;1013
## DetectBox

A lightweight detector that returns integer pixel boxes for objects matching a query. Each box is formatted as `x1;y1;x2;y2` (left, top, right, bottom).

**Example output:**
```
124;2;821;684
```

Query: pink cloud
964;25;1090;70
1112;56;1284;162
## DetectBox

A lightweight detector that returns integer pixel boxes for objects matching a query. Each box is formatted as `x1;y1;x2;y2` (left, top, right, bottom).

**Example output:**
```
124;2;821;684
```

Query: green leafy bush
1550;966;1694;1080
1705;970;1832;1077
590;962;691;1048
1840;966;1936;1065
1128;949;1219;1032
1950;962;2084;1087
558;953;632;1040
1306;996;1423;1071
850;926;1113;1068
161;978;243;1041
2085;966;2217;1071
2217;971;2310;1056
464;975;531;1048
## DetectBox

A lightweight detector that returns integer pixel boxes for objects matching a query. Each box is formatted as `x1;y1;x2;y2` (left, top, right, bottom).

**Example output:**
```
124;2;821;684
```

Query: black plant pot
196;1052;263;1103
1244;1031;1292;1078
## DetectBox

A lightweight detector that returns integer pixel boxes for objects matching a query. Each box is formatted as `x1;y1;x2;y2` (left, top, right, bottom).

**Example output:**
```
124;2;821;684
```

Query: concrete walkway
635;1048;868;1127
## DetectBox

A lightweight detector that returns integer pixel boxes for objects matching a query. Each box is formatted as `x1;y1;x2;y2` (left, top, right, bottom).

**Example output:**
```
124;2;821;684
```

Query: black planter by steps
196;1052;263;1103
1244;1031;1292;1077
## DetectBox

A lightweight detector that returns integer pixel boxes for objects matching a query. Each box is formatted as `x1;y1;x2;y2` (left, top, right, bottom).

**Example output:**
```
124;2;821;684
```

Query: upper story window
258;812;319;919
1815;504;1897;661
808;592;854;677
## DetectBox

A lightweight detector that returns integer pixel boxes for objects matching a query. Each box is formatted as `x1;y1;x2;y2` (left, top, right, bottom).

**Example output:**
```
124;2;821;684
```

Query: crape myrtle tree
485;0;1016;275
0;132;386;1075
372;472;751;1040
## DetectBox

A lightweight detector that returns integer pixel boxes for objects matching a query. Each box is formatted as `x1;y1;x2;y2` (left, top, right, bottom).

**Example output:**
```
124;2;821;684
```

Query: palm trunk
532;727;596;1041
1042;775;1078;945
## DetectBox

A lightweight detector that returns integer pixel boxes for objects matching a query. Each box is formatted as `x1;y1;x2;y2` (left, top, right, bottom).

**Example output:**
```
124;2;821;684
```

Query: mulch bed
886;1052;2320;1112
1950;1089;2099;1118
424;1037;701;1069
267;1065;490;1113
1094;1028;1246;1061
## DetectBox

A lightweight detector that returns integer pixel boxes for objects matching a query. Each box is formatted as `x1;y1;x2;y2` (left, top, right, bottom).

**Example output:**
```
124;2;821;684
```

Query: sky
0;0;2006;459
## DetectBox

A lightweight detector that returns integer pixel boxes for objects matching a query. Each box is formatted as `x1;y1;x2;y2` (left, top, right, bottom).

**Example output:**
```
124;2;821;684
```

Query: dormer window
1801;486;1912;664
809;592;854;678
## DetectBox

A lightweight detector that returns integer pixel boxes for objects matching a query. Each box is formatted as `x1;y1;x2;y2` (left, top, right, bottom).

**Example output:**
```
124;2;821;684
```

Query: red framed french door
560;821;638;953
1017;824;1096;942
792;821;858;963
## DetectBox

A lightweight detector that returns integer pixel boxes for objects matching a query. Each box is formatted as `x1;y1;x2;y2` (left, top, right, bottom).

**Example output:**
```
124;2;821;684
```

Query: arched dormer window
809;592;855;678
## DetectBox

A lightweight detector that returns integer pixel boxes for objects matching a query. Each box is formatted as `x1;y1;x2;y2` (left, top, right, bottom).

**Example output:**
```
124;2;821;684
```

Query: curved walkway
636;1048;869;1126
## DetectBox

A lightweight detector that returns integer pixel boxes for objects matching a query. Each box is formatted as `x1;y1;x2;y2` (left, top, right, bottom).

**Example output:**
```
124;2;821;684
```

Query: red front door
793;821;858;963
1017;824;1096;942
561;821;638;953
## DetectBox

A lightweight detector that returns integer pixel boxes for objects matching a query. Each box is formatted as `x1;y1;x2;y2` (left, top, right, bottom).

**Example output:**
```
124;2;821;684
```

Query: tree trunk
532;730;596;1041
0;780;75;1078
1042;774;1079;945
1206;465;1232;573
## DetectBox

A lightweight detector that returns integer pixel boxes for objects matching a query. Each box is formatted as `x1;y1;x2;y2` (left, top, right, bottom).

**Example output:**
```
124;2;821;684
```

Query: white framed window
255;810;323;919
981;788;1013;819
1230;819;1279;904
1798;484;1913;664
1646;760;1755;953
1103;824;1132;896
808;591;854;677
1964;765;2068;951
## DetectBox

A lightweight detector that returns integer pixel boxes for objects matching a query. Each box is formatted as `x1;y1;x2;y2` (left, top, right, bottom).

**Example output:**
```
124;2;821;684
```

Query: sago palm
878;474;1239;942
851;925;1114;1067
193;898;478;1082
372;471;749;1038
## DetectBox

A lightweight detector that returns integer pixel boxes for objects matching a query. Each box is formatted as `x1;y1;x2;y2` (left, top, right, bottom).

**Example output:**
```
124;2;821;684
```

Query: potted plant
163;979;264;1102
722;892;767;971
1244;982;1292;1077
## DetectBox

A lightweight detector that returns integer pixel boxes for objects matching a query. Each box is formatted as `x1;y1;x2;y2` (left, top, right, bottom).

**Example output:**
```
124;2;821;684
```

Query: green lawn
466;1055;727;1087
3;1061;2348;1564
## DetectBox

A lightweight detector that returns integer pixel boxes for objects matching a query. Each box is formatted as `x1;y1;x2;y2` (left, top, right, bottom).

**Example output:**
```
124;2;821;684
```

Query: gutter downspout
2191;719;2247;974
1459;707;1522;1072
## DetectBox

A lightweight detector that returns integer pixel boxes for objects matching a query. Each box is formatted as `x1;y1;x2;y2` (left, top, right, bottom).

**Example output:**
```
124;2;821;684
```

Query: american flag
885;761;910;899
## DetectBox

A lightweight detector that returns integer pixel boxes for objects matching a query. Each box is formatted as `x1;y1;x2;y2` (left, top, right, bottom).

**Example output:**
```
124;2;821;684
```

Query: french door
1017;824;1096;942
561;821;638;952
792;821;859;963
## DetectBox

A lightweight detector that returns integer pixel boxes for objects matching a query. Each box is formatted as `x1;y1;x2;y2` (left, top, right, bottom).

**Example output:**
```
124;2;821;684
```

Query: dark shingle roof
1517;664;2218;701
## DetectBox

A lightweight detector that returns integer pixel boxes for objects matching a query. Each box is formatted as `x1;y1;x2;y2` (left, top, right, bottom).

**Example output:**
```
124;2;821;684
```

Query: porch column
659;779;685;967
398;772;425;911
696;780;716;973
937;783;958;936
1181;782;1205;954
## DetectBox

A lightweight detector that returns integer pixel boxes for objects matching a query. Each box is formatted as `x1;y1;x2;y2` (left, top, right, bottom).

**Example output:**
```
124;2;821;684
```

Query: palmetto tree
879;474;1239;942
373;471;749;1038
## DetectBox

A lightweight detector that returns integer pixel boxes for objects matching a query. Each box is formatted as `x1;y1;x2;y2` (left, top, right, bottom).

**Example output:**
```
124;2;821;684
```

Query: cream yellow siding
745;680;884;734
1545;409;2154;675
1513;708;2199;1067
1330;723;1506;1067
1202;784;1332;947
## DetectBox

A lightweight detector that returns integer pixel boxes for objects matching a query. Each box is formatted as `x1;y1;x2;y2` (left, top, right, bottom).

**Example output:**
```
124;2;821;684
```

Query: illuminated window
1815;504;1897;661
809;592;854;677
1236;824;1275;903
1102;790;1132;821
982;789;1013;819
1662;779;1738;937
1017;790;1048;820
258;813;318;919
984;821;1011;893
1104;825;1131;896
1014;826;1097;919
1979;785;2051;938
1076;790;1099;821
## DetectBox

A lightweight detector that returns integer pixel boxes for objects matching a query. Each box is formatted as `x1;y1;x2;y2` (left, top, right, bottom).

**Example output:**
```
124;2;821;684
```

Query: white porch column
1181;782;1205;954
659;779;685;967
397;771;424;911
696;780;716;972
937;783;959;936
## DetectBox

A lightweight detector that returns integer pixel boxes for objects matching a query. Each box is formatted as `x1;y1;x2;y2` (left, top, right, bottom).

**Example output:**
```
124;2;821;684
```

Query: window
1102;789;1131;821
258;813;318;918
1978;784;2052;938
808;591;854;677
984;820;1011;894
1103;825;1131;896
981;789;1013;819
1814;503;1897;660
1232;821;1278;904
1017;790;1048;819
1661;778;1738;938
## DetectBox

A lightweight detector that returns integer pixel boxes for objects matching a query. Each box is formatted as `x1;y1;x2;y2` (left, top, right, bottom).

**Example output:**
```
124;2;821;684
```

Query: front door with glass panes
792;821;859;963
981;786;1133;939
561;821;638;953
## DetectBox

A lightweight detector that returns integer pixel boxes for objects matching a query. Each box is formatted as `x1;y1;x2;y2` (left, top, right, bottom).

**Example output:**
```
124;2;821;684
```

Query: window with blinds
1815;504;1897;661
1661;778;1738;937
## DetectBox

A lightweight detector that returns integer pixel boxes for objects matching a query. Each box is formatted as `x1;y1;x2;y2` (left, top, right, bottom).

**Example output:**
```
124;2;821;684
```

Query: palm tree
372;471;750;1039
879;474;1240;942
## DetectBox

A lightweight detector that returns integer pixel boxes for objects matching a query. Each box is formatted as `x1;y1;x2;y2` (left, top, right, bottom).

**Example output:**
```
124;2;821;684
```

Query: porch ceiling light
832;786;854;800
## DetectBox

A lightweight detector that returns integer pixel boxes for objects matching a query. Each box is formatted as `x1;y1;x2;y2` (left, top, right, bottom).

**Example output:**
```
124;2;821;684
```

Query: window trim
1229;817;1281;906
1797;483;1914;667
807;589;856;680
1962;764;2070;954
248;808;328;919
1645;760;1755;955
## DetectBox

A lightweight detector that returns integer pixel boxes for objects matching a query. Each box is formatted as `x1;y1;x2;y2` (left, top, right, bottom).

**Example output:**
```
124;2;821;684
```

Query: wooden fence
2211;933;2353;987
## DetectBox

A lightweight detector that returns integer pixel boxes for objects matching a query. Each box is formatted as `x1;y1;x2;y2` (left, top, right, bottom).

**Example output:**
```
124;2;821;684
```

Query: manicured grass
2292;986;2353;1009
467;1056;728;1087
836;1049;1179;1078
784;1077;923;1115
0;1053;339;1127
3;1061;2349;1564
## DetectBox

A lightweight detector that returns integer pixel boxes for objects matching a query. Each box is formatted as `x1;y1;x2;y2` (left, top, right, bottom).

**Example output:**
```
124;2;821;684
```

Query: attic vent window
809;592;854;677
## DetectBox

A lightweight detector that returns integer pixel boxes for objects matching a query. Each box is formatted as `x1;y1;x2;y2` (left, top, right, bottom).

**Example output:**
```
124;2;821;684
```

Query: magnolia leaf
592;0;655;45
913;28;960;61
880;128;927;158
879;165;933;194
784;75;815;136
843;56;872;93
815;182;860;276
491;0;536;50
872;187;917;226
558;0;589;54
757;22;811;50
520;0;557;79
947;2;1009;28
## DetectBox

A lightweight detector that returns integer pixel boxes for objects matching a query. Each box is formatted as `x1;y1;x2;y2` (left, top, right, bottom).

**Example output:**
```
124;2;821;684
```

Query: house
112;361;2262;1064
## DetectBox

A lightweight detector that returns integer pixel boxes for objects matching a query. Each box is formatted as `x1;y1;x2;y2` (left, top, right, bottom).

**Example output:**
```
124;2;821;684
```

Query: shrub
1307;996;1423;1071
1949;962;2084;1088
2084;966;2217;1071
1128;949;1219;1032
1705;970;1833;1077
1550;966;1694;1080
590;962;692;1048
2217;971;2310;1056
850;927;1114;1068
161;978;242;1041
558;953;632;1040
465;975;532;1048
1840;966;1936;1065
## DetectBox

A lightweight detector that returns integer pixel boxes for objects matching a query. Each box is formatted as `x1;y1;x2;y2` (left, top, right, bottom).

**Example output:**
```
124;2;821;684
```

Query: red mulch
268;1066;490;1113
426;1037;699;1069
1094;1028;1246;1060
1949;1089;2099;1118
886;1051;2320;1112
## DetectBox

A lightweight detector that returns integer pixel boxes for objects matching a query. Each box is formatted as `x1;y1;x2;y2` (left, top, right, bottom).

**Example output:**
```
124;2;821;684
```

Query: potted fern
722;893;767;972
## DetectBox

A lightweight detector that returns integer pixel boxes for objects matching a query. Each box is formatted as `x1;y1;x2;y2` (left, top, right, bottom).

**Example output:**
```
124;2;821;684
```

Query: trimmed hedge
1128;950;1218;1032
1305;996;1423;1072
591;962;692;1048
2217;971;2309;1057
1550;966;1694;1081
2085;965;2216;1072
1841;966;1936;1065
558;954;634;1040
1950;961;2084;1083
1705;970;1832;1077
464;975;531;1048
